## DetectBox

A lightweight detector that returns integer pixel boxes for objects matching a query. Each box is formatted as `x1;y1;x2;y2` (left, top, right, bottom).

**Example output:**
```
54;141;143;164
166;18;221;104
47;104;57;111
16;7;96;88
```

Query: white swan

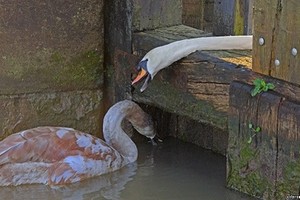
0;100;155;186
132;35;253;92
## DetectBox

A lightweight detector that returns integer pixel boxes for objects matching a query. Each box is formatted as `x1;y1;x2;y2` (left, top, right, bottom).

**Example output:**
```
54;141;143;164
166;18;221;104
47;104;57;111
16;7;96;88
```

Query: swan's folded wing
0;128;55;165
0;127;118;166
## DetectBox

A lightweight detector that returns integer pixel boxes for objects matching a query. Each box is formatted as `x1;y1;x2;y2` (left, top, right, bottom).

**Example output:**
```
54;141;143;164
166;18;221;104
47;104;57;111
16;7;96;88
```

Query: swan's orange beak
132;68;148;85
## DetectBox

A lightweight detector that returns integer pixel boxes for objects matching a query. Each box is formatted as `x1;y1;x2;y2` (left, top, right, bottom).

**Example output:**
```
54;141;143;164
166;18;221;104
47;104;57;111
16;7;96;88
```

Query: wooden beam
213;0;253;35
253;0;300;85
276;100;300;198
227;81;281;198
228;81;300;198
127;26;300;132
114;25;300;159
132;0;182;31
182;0;205;29
104;0;133;105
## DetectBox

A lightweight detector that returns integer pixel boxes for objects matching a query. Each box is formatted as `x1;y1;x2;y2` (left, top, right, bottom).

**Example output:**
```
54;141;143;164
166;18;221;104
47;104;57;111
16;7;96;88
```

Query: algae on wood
228;81;300;199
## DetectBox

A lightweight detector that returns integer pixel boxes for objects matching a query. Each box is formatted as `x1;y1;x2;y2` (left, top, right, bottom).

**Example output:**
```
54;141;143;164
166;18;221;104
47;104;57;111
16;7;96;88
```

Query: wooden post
253;0;300;85
213;0;253;35
132;0;182;31
227;82;280;198
228;81;300;199
182;0;205;29
104;0;133;105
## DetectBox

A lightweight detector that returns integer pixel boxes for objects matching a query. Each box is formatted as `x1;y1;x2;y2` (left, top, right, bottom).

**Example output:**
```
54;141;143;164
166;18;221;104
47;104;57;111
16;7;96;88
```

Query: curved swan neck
145;35;253;78
103;100;153;164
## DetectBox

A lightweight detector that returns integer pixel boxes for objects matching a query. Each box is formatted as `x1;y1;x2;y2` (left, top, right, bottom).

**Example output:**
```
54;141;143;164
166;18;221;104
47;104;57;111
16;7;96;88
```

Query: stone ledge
0;89;103;140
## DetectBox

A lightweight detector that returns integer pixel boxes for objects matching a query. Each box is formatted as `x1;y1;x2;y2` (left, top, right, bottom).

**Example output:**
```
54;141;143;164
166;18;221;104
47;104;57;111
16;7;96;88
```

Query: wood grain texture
276;99;300;198
228;81;300;199
182;0;205;29
253;0;300;85
213;0;253;35
272;0;300;84
130;26;300;132
132;0;182;31
252;0;277;75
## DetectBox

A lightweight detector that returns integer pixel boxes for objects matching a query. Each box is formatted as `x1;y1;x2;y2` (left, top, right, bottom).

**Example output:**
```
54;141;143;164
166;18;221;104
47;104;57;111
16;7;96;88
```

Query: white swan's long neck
145;35;253;77
103;100;154;164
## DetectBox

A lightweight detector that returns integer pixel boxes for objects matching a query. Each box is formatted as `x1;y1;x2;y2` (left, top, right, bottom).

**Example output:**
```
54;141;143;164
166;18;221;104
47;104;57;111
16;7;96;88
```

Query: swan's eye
138;59;148;71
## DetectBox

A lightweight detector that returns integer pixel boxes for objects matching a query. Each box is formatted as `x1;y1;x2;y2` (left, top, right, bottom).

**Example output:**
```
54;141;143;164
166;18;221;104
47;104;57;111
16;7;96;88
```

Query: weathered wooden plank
276;100;300;199
114;49;229;154
132;0;182;31
227;81;282;199
233;0;253;35
246;0;253;34
255;91;282;199
272;0;300;85
182;0;205;29
213;0;235;35
113;50;136;102
201;50;252;68
203;0;215;32
253;0;300;85
110;25;300;161
132;67;229;130
227;82;261;198
252;0;277;75
131;28;300;132
213;0;253;35
104;0;133;107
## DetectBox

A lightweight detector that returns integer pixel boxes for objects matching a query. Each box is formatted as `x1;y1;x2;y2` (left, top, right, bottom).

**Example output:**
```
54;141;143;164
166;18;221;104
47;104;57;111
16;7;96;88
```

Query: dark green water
0;137;256;200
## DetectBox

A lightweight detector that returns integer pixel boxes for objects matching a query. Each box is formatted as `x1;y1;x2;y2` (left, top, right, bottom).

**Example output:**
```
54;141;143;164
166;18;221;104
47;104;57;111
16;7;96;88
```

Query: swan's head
131;111;156;140
131;57;152;92
131;44;177;92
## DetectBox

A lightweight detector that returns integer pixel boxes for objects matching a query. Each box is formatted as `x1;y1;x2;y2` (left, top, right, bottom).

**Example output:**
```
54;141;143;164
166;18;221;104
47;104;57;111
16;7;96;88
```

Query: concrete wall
0;1;104;138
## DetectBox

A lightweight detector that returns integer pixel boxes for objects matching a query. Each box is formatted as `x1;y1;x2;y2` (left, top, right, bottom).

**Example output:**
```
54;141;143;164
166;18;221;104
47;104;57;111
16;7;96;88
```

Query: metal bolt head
292;48;298;56
258;37;265;46
275;59;280;66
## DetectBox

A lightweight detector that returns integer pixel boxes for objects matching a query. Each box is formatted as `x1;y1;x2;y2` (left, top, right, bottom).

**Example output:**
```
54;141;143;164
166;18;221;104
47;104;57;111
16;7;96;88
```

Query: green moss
134;80;227;130
53;50;103;86
177;132;188;141
2;49;103;91
227;140;270;198
234;0;244;35
276;160;300;199
50;51;64;63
